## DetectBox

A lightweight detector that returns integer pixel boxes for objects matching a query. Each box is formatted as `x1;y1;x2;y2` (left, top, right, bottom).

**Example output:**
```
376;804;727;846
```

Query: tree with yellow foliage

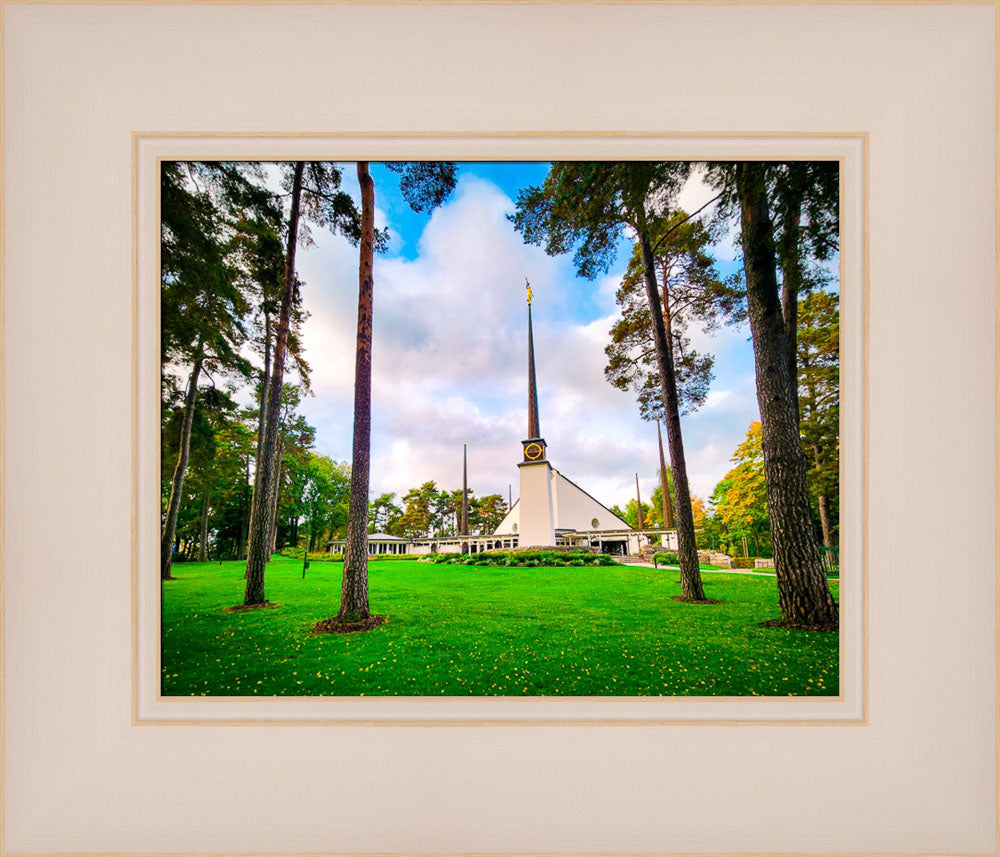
711;422;770;557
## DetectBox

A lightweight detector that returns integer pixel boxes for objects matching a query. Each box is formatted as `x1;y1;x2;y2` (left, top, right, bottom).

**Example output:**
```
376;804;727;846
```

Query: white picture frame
2;2;996;854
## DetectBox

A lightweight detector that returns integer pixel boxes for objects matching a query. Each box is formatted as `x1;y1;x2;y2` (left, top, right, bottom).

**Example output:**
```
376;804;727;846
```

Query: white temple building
328;284;677;558
486;282;673;556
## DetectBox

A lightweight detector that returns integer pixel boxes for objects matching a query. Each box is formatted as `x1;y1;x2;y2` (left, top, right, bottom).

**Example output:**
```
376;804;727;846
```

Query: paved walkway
629;562;778;578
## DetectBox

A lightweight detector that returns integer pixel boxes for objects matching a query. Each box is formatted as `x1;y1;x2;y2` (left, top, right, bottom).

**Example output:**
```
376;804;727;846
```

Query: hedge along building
327;284;678;558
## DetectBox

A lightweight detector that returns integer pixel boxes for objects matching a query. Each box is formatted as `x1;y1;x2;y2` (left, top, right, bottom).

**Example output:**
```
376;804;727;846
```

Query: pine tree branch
651;194;722;253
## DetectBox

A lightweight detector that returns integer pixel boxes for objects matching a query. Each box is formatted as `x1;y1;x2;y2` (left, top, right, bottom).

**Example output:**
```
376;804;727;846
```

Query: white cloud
294;172;761;511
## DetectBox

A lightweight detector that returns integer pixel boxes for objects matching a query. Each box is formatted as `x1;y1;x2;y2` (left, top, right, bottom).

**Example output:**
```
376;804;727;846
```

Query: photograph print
160;159;840;697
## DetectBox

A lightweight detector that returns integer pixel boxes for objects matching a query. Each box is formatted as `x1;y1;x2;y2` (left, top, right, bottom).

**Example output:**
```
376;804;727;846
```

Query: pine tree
244;162;362;606
160;163;254;579
331;162;456;627
732;162;838;628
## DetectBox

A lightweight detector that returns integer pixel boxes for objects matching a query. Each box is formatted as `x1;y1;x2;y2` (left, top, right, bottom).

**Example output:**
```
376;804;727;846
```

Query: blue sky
289;162;833;511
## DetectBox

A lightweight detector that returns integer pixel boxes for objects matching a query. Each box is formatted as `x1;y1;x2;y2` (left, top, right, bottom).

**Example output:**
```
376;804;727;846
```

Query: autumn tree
690;494;707;530
244;162;362;606
710;422;771;558
512;161;710;602
332;162;456;627
623;498;653;530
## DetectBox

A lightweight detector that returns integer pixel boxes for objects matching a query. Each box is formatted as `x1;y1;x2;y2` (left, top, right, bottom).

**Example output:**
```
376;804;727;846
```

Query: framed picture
2;2;996;855
138;138;863;725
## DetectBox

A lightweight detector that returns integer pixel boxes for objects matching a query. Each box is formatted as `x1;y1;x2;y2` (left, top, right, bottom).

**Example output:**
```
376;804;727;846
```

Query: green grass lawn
161;556;839;697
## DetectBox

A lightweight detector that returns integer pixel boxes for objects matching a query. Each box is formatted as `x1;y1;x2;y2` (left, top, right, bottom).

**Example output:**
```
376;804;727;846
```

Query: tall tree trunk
461;444;469;536
244;161;304;605
637;229;706;601
237;459;250;560
268;444;283;556
160;355;204;580
735;162;838;628
247;312;272;554
817;492;834;548
197;493;210;562
809;442;835;547
302;526;311;578
778;167;807;421
337;162;376;623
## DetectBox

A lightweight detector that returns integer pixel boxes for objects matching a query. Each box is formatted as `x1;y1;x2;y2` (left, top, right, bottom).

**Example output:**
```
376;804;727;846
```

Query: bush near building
422;548;617;568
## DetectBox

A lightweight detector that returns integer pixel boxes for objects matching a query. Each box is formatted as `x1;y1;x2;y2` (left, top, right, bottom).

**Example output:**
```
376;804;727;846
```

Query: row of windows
367;542;406;555
343;539;529;556
468;539;517;553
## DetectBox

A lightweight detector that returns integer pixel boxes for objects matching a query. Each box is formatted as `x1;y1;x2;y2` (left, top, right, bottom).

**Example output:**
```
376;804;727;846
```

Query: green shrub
732;557;756;569
422;547;601;569
279;547;343;563
653;551;679;566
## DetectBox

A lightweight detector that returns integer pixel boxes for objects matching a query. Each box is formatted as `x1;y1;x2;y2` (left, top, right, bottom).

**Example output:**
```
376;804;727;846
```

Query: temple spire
461;443;469;536
656;418;674;529
635;473;644;530
526;279;540;439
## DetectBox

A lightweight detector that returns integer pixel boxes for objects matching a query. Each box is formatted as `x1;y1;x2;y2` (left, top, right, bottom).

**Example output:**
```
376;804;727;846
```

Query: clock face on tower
522;440;546;462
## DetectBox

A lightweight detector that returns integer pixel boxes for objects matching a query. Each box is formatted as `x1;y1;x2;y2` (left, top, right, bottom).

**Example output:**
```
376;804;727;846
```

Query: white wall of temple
493;499;519;536
551;469;631;532
517;460;556;546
